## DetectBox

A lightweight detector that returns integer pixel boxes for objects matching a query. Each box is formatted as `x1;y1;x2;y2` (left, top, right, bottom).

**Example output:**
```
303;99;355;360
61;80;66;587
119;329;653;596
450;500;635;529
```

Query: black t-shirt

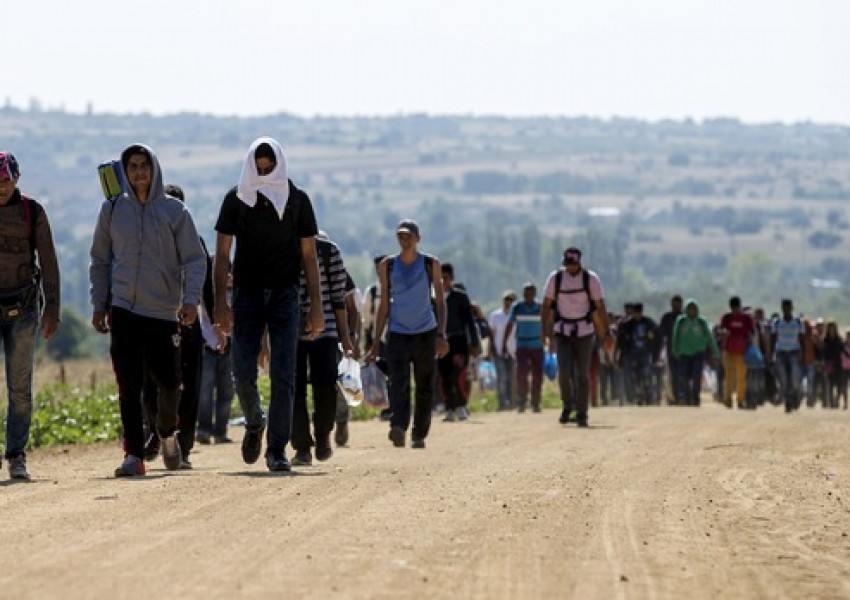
215;181;318;290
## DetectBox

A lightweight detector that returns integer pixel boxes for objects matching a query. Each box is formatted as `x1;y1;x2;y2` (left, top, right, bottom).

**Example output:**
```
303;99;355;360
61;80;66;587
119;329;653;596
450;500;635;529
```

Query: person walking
770;299;805;413
90;144;206;477
213;137;324;472
541;247;610;427
366;219;448;449
503;283;544;413
488;290;517;410
718;296;754;409
671;299;720;406
659;295;684;404
291;231;354;466
0;151;60;480
438;263;481;422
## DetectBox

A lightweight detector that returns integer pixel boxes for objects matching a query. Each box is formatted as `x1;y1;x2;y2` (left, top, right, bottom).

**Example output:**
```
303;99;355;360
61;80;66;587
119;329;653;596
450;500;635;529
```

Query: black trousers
110;308;181;460
387;330;436;440
437;335;470;411
143;321;202;458
292;336;339;452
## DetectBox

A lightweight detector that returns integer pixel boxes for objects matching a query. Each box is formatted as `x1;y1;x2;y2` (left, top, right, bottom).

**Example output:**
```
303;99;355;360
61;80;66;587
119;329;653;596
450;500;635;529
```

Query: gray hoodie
89;144;206;321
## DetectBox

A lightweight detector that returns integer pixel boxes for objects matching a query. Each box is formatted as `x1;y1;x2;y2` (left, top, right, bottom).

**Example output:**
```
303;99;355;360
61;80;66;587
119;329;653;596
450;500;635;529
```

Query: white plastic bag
361;363;389;409
337;356;364;407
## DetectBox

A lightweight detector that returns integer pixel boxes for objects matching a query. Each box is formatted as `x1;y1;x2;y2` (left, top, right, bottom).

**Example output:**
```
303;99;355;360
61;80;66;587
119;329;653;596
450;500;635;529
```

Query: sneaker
411;438;426;449
334;421;349;447
114;455;146;478
195;432;211;445
388;426;405;448
559;409;571;424
241;425;265;464
457;407;469;421
443;410;457;422
143;433;161;461
266;449;291;472
7;455;30;481
532;404;542;413
214;435;233;444
179;458;193;470
291;449;312;466
315;436;333;462
576;416;589;428
161;434;182;471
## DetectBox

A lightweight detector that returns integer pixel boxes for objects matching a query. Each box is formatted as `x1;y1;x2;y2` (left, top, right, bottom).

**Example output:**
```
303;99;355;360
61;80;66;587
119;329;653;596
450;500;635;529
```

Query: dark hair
254;142;277;164
441;263;454;278
164;184;185;202
671;294;683;303
633;302;644;312
120;144;153;172
729;296;742;309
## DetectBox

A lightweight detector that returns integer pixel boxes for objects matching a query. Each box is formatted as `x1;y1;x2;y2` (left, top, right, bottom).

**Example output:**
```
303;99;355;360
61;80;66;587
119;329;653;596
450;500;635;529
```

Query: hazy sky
6;0;848;124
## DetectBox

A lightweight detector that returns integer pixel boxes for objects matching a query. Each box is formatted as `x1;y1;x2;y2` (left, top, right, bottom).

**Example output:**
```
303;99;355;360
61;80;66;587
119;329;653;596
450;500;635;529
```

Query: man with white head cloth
213;138;324;472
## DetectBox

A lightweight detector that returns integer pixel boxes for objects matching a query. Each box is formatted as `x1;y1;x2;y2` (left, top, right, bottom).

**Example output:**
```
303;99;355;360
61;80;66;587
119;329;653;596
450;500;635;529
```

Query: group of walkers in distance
0;138;846;481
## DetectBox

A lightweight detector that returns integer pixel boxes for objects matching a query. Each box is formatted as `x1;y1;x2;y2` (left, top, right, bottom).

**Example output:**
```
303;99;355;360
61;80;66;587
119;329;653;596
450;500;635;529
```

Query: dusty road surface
2;404;849;600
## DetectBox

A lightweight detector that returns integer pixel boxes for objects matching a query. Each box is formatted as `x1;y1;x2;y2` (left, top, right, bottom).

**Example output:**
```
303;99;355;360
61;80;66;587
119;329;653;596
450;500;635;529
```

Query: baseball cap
396;219;420;236
563;247;582;265
0;152;20;181
503;289;517;301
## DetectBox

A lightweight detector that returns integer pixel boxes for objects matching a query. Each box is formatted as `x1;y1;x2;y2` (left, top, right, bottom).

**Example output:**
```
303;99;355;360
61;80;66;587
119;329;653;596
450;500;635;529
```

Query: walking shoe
518;404;526;414
457;407;470;421
443;409;457;422
7;455;30;481
388;426;405;448
241;425;265;464
161;435;182;471
315;436;333;462
291;449;312;466
411;438;426;449
143;433;161;461
179;458;193;470
114;455;146;478
265;449;291;472
558;409;571;424
214;435;233;444
195;432;211;445
532;404;542;413
576;416;589;428
334;421;349;446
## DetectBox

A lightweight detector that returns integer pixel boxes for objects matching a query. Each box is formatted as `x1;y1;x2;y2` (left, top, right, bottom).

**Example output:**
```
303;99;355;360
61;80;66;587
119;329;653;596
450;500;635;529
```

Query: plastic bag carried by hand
477;360;496;390
543;351;558;381
361;363;389;409
337;356;363;407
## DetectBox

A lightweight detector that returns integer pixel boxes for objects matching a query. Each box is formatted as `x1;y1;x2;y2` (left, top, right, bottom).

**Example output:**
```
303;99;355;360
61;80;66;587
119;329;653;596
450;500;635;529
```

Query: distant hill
3;107;849;320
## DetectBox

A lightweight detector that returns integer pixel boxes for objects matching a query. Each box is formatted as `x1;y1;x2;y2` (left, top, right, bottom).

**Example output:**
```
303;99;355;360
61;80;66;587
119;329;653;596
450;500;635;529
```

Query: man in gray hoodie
90;144;206;477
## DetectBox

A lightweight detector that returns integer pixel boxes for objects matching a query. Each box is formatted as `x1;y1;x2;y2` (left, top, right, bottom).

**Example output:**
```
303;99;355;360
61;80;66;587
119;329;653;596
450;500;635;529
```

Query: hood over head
684;298;700;314
120;143;165;203
237;137;290;219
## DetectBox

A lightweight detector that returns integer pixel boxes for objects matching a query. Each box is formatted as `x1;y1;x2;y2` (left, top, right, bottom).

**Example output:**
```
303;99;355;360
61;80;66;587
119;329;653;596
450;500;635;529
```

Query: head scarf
237;137;290;219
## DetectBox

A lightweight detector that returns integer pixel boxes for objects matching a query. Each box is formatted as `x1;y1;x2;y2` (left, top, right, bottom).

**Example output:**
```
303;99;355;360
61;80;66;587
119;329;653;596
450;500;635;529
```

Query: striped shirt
509;302;543;349
773;317;803;352
299;238;347;340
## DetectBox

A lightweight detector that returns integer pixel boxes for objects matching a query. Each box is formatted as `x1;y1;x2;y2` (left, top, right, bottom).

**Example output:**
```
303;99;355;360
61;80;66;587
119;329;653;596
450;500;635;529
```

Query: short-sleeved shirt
543;268;604;338
719;312;755;355
509;302;543;349
489;308;516;356
215;181;318;290
773;317;803;352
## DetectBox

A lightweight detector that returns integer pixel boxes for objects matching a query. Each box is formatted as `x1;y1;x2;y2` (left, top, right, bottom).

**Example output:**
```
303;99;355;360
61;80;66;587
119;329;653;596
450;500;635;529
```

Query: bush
25;384;122;448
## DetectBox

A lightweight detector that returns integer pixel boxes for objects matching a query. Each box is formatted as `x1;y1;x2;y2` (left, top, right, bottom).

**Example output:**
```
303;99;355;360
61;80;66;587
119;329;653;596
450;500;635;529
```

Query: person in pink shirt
719;296;755;409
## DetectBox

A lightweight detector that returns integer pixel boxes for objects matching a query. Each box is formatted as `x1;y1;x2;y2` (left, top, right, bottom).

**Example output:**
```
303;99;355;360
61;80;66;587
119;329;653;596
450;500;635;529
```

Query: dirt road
2;404;849;600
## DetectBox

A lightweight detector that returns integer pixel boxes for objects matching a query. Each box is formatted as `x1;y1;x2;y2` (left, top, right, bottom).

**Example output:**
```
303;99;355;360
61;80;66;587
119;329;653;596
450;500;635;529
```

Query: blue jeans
494;354;514;409
198;348;234;438
775;350;802;411
2;304;38;459
231;285;299;454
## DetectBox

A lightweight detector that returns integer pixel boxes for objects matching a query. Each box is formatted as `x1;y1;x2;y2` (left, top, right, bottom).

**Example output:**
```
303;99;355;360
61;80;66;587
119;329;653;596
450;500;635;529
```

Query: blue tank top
388;254;437;334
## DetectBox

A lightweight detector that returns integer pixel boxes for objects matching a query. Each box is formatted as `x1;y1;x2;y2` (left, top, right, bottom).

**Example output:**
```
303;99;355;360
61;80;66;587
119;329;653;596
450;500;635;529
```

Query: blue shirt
773;317;803;352
509;302;543;349
388;254;437;335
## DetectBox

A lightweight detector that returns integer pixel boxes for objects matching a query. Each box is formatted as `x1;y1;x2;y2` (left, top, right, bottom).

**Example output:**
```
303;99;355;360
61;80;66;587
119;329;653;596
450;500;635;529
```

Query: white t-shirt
489;308;516;357
543;268;604;338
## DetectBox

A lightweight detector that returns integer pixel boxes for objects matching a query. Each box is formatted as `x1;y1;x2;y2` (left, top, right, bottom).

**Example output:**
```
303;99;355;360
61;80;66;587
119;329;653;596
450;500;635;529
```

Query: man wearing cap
541;247;610;427
488;290;517;410
0;152;60;480
366;219;449;449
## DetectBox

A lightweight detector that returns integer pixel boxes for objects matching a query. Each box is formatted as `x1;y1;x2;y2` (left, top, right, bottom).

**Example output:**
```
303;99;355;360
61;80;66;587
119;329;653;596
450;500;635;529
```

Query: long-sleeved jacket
445;285;480;347
672;299;720;359
89;144;206;321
